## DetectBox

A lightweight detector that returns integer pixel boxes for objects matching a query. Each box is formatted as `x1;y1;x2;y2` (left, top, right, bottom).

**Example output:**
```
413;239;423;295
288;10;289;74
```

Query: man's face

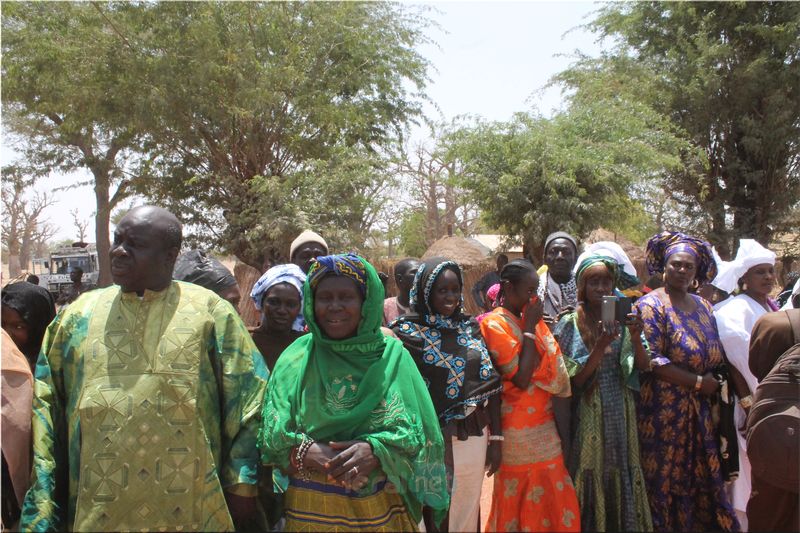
395;261;420;297
292;242;327;274
218;285;242;309
110;213;177;295
545;239;576;279
70;269;83;284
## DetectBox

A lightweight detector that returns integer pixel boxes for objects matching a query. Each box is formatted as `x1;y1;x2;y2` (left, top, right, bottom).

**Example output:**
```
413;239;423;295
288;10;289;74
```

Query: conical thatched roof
422;235;493;267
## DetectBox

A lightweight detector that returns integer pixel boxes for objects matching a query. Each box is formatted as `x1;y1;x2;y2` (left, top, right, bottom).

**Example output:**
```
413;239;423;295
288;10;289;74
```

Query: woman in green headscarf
552;254;653;532
259;254;449;531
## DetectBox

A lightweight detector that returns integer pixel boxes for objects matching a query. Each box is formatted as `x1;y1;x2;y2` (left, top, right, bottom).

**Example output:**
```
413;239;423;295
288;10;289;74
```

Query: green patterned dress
553;312;653;532
21;281;270;532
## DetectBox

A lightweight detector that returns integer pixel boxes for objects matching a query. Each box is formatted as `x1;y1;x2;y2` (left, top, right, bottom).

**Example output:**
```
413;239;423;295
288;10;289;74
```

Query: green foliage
446;80;690;252
2;2;153;285
398;210;428;257
3;1;432;271
583;1;800;254
135;1;432;267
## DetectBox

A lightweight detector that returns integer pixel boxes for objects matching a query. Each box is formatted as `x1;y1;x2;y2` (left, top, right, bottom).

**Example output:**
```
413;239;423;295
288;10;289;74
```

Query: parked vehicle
32;242;99;297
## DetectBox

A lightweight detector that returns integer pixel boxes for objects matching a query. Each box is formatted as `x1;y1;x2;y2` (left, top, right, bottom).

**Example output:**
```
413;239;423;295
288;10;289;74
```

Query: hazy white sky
5;1;603;242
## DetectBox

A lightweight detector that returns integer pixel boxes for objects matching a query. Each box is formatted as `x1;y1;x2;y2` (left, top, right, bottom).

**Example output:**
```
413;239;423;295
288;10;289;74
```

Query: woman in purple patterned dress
634;232;739;532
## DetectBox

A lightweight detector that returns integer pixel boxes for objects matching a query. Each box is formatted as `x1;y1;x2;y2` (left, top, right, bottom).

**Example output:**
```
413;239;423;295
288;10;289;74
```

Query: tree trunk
7;254;21;278
94;172;112;287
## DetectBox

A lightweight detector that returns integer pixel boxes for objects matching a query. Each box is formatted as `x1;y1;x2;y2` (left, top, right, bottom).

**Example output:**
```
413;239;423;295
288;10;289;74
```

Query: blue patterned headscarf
307;253;368;296
408;258;465;320
645;231;717;284
250;263;306;332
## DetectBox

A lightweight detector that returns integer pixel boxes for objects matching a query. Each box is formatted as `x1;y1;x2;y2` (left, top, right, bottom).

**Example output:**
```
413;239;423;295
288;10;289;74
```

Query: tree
583;1;800;255
447;90;689;258
135;2;432;267
1;166;56;276
393;140;481;247
70;209;90;243
2;2;149;285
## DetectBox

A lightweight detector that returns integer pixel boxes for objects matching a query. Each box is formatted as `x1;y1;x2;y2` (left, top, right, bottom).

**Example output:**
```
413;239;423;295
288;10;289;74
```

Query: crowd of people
1;204;798;532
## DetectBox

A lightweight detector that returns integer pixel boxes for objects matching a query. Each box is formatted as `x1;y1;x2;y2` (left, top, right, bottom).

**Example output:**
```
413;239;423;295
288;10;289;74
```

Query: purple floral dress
635;290;739;532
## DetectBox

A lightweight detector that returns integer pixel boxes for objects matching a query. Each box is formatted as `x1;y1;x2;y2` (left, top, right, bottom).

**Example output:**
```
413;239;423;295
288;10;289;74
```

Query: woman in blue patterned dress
634;232;739;532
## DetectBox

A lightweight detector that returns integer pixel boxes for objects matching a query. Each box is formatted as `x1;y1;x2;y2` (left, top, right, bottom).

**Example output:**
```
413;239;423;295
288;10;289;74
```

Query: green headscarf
575;254;619;288
258;254;449;524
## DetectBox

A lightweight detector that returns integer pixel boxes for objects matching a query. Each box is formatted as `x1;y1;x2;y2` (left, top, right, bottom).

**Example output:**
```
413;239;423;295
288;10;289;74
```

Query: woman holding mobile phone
552;254;653;531
479;259;579;532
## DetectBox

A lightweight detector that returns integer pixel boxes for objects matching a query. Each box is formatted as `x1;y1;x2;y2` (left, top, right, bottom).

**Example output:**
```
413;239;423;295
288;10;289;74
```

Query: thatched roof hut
422;235;494;267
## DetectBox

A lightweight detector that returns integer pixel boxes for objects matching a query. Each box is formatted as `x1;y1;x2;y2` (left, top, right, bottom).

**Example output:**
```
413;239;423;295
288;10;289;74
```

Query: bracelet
294;435;314;481
739;395;754;409
488;435;504;442
523;332;536;341
694;374;703;391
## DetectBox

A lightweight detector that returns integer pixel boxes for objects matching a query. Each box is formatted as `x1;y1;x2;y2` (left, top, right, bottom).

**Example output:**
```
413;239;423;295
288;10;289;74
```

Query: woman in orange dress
479;259;580;532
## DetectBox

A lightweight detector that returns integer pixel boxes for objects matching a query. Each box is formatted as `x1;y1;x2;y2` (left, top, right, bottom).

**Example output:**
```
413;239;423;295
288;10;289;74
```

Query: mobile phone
601;296;616;332
615;297;632;322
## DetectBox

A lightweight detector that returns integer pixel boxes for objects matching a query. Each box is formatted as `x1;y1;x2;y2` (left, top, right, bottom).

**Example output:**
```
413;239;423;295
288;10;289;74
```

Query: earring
662;272;667;283
691;279;699;290
741;282;748;291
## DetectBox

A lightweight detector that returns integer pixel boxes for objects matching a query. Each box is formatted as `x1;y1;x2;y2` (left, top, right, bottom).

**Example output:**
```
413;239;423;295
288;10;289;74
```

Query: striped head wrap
307;253;368;296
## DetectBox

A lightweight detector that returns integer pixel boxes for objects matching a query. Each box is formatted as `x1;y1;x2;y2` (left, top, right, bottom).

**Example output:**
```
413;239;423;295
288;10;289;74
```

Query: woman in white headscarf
781;277;800;310
711;239;778;531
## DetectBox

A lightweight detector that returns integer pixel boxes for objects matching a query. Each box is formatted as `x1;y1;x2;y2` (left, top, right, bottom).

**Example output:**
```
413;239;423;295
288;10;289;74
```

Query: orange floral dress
480;307;580;532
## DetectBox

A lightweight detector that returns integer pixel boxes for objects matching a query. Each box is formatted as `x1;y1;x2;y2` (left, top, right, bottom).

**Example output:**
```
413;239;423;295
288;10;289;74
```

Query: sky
4;1;604;243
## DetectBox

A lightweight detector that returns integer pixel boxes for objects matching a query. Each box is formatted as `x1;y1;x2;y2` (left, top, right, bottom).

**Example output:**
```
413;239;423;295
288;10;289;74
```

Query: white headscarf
711;239;776;294
573;241;637;278
781;277;800;310
250;263;307;331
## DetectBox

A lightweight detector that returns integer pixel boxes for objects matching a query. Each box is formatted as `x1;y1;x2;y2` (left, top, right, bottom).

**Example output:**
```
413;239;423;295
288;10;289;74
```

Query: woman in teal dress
553;254;653;531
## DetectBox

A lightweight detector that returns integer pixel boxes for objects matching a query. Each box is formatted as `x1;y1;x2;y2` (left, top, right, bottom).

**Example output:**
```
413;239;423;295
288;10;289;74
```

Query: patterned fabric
390;258;501;424
20;282;270;532
307;253;367;295
258;254;449;526
479;307;579;532
635;290;739;531
250;263;307;332
537;271;579;319
645;231;718;284
283;471;416;532
553;312;653;532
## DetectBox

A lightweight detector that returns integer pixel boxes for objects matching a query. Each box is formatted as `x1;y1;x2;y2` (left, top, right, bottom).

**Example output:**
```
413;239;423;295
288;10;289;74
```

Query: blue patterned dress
635;290;739;532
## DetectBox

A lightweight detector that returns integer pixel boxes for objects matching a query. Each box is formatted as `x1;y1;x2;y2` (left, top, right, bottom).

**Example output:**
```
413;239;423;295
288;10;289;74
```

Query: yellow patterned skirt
284;472;417;532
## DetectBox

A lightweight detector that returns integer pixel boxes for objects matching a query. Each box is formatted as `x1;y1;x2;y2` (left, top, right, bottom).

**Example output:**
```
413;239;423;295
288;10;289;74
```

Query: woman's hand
594;321;619;352
302;442;338;473
699;372;720;396
485;441;502;477
326;441;380;490
625;313;644;338
523;297;544;333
